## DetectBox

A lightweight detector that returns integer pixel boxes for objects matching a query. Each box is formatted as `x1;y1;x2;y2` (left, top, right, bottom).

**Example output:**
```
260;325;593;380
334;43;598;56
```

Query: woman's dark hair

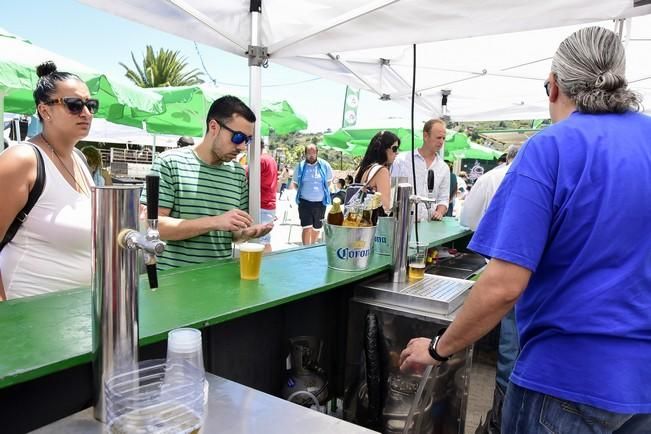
33;61;83;120
354;130;400;183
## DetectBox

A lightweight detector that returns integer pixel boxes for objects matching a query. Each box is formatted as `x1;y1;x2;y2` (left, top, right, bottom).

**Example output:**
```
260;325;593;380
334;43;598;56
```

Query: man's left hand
399;337;440;372
237;222;274;241
431;210;444;221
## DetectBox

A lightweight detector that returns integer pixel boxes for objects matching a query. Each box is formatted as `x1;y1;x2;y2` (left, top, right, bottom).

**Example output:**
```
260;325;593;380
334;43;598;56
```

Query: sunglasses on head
217;120;252;146
45;97;99;115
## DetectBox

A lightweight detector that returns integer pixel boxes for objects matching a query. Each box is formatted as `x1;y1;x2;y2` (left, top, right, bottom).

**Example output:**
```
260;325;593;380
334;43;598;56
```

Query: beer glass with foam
239;242;265;280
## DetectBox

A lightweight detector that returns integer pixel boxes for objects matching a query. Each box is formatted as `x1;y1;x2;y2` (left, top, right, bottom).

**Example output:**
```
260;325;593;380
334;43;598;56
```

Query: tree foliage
120;46;204;88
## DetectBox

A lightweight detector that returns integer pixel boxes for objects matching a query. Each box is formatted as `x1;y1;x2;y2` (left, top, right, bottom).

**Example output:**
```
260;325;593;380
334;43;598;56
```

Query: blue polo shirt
469;111;651;413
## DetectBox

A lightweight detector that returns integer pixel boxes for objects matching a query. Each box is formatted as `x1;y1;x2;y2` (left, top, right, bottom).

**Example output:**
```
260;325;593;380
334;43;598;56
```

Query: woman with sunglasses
0;61;96;301
353;130;400;212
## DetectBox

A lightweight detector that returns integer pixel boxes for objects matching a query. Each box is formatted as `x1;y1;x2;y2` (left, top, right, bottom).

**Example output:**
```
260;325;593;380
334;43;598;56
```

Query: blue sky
2;0;407;132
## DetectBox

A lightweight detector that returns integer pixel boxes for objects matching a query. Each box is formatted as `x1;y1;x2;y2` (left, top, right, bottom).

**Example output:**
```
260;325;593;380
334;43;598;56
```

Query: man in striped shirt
142;96;273;269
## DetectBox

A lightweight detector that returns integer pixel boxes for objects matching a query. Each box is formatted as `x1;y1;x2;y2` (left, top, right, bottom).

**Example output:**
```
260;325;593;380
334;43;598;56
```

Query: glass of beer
408;241;428;280
239;242;265;280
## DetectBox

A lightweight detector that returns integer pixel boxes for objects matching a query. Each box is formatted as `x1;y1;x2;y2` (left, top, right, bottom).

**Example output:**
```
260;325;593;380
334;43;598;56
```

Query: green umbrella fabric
323;126;498;160
140;84;307;137
449;142;502;160
0;27;163;122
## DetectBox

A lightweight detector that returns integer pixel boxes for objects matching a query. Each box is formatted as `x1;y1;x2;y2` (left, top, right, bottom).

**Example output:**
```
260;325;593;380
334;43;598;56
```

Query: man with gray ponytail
400;26;651;433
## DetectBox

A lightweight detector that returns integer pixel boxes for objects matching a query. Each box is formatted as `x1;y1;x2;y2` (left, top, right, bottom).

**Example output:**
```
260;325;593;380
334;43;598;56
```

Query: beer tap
391;172;440;282
118;175;165;289
410;169;438;214
92;175;165;421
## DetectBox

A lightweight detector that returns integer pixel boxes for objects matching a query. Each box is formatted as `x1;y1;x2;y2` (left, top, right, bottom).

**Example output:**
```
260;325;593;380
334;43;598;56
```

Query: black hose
364;312;382;430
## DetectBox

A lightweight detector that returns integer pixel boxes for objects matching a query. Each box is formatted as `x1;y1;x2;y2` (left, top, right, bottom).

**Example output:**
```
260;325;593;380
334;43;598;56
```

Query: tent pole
248;0;263;225
0;94;5;142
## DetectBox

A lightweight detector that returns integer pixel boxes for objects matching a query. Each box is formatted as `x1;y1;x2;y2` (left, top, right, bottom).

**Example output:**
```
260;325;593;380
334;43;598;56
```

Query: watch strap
428;328;450;362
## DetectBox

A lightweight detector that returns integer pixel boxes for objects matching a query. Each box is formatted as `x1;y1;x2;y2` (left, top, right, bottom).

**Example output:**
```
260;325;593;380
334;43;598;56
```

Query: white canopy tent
77;0;651;220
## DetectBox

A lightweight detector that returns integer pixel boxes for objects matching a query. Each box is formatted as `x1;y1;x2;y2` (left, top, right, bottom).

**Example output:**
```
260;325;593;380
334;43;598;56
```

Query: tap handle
146;175;159;220
146;264;158;289
427;169;435;193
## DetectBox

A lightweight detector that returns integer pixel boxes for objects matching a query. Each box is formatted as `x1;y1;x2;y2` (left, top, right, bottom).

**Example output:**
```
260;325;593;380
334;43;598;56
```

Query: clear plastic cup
408;241;428;280
166;328;205;384
239;242;265;280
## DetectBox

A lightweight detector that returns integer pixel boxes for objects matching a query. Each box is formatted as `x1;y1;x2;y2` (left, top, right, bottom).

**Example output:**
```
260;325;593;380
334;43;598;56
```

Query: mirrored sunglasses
217;120;252;146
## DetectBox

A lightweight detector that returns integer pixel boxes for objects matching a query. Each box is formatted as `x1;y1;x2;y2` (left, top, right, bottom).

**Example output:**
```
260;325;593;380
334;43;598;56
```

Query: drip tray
356;274;473;315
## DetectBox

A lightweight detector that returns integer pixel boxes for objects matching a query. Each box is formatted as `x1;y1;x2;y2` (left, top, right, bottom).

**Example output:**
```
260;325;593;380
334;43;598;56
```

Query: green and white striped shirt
141;147;248;270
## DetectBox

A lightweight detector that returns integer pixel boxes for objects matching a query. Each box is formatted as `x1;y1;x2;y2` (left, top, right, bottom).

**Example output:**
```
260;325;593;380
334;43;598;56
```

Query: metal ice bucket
373;216;395;256
323;222;377;271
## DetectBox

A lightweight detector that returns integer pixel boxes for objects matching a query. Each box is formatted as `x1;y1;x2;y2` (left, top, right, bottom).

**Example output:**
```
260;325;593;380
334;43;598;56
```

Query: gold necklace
41;135;90;197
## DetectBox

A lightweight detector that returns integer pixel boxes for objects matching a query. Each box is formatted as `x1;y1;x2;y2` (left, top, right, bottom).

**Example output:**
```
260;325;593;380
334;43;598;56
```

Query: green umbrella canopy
449;142;502;161
139;84;307;137
0;27;163;122
323;126;492;160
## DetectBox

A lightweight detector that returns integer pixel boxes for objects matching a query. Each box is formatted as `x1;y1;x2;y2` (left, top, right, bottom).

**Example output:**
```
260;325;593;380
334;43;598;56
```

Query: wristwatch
428;328;450;363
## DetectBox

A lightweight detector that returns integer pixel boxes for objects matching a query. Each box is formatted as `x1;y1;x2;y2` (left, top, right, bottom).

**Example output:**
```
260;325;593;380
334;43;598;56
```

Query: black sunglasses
45;97;99;115
544;80;551;97
390;144;400;153
217;120;252;146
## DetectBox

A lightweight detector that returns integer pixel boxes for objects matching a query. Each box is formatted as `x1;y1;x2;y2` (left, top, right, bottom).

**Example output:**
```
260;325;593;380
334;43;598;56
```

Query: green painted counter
0;218;471;389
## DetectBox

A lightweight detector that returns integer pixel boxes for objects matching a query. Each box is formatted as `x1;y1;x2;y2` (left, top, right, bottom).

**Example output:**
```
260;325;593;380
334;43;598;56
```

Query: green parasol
138;84;307;137
0;27;163;125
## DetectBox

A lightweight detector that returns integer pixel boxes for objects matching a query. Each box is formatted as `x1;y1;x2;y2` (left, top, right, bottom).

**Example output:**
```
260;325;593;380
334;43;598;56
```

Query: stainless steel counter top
31;373;377;434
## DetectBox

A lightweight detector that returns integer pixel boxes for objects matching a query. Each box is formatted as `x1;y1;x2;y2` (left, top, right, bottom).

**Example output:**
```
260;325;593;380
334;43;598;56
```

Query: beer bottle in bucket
327;198;344;226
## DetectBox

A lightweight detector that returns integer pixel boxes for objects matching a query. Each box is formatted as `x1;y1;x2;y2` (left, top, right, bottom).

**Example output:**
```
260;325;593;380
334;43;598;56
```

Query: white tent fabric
78;0;651;58
77;0;651;217
277;15;651;120
77;0;651;122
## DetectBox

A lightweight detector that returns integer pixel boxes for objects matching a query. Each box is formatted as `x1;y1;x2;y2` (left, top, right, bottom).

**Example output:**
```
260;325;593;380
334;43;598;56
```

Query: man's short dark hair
205;95;256;131
177;136;194;147
337;178;345;189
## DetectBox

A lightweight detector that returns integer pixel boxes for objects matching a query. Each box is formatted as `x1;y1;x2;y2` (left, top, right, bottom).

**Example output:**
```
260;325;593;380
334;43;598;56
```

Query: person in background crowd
0;61;96;300
81;145;112;186
330;178;346;203
457;171;469;199
391;119;450;221
259;139;278;253
460;145;520;232
278;164;290;200
141;96;272;270
292;144;333;245
177;136;194;147
400;26;651;433
354;130;400;212
345;174;353;187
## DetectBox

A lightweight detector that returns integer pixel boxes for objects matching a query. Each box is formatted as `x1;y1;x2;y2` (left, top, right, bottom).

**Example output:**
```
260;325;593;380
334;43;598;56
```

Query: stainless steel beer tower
91;175;165;421
391;170;439;283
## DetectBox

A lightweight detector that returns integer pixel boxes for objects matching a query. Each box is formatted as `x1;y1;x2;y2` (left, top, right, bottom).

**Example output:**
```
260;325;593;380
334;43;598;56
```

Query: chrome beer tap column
91;175;165;422
391;171;439;283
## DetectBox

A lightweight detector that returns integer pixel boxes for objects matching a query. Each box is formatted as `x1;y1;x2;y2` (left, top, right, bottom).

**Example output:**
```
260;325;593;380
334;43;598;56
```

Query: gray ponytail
551;26;641;114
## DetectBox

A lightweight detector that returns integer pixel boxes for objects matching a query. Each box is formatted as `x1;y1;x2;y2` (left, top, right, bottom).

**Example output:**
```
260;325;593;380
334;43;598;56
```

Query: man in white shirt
460;145;520;230
391;119;450;221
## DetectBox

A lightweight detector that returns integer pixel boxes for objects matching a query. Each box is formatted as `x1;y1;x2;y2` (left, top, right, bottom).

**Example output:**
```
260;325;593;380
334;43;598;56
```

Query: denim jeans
496;308;519;392
502;382;651;434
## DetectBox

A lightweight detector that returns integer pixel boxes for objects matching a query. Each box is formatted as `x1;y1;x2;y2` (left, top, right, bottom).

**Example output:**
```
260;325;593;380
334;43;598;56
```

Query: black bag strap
0;145;46;252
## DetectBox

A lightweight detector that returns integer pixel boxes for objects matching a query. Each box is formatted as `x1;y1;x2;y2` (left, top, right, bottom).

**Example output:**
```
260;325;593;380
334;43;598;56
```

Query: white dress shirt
460;163;510;231
391;150;450;220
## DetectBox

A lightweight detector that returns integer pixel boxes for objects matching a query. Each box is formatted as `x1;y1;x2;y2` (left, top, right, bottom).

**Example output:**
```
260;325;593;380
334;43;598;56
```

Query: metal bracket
380;94;391;101
380;58;390;66
247;45;269;67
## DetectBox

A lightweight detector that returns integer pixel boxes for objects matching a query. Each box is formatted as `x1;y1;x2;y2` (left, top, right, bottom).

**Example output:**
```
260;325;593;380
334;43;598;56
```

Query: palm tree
120;46;204;88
